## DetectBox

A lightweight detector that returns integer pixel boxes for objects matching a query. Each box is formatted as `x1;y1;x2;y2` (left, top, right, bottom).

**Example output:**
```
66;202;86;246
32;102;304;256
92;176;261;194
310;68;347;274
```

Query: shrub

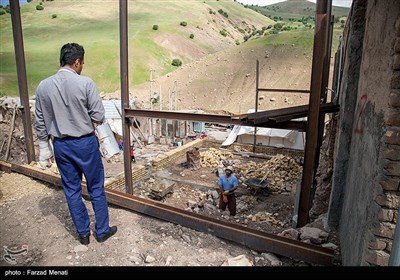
36;5;44;10
171;59;182;67
52;14;57;19
189;33;194;39
180;21;187;27
219;29;227;37
27;0;33;2
0;9;5;16
152;24;158;30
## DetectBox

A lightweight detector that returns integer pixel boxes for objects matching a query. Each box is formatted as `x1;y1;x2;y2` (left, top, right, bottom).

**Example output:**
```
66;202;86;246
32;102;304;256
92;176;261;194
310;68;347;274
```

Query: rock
73;245;88;253
278;228;300;240
165;255;172;265
145;255;156;263
182;234;191;243
221;255;253;266
261;253;282;266
299;227;329;244
128;255;141;263
322;243;338;250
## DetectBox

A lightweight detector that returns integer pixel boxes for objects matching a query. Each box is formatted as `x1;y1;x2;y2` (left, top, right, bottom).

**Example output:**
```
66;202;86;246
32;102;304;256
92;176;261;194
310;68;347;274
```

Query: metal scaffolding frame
8;0;335;263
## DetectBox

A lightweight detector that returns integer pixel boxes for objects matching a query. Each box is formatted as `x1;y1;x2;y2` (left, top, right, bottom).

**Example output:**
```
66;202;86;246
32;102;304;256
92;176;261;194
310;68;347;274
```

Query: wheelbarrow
244;173;270;196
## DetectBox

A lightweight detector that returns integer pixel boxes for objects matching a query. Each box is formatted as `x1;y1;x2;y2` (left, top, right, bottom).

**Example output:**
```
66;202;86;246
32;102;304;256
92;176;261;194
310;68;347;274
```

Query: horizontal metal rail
125;109;307;131
0;161;334;265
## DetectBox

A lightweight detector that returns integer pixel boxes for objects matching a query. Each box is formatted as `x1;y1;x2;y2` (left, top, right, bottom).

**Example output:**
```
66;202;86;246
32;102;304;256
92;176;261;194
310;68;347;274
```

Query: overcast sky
237;0;352;8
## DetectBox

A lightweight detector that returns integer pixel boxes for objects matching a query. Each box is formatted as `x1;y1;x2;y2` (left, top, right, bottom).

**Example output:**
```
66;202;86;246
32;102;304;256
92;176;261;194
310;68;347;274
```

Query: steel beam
0;161;334;265
125;108;307;131
296;0;329;227
119;0;132;194
9;0;35;164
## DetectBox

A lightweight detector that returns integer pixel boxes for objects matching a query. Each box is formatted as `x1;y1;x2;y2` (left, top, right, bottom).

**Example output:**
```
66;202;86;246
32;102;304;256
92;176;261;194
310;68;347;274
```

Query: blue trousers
53;134;109;238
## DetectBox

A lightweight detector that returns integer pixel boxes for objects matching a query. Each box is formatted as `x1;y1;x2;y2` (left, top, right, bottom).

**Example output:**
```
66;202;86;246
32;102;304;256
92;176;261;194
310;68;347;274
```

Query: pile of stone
246;211;286;227
234;154;302;193
200;148;233;167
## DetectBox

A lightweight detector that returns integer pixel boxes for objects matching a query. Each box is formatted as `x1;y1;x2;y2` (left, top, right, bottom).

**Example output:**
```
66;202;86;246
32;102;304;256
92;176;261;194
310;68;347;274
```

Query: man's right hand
39;140;53;169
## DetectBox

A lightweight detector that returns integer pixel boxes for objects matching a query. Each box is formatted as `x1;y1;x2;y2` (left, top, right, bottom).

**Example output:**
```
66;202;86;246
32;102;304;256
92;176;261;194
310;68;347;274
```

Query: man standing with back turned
35;43;117;245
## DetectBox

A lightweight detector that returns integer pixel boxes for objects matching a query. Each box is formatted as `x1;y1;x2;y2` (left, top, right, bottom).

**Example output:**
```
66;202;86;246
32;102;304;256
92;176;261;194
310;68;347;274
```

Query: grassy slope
0;0;274;96
131;28;317;114
244;0;350;20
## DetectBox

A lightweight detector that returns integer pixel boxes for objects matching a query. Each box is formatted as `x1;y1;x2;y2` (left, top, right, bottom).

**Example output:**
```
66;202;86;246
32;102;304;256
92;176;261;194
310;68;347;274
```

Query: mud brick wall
105;164;148;192
151;139;203;170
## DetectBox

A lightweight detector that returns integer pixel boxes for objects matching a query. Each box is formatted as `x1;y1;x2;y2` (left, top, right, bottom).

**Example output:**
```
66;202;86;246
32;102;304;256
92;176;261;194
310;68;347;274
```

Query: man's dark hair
60;43;85;66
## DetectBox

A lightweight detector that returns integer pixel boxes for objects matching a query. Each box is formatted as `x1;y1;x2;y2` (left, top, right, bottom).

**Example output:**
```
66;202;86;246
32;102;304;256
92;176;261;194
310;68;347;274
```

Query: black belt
54;132;94;140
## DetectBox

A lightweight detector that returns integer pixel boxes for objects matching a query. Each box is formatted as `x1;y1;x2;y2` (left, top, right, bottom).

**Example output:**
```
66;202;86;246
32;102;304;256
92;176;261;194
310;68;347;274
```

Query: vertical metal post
313;2;333;210
253;60;259;153
9;0;35;164
119;0;132;194
296;0;329;227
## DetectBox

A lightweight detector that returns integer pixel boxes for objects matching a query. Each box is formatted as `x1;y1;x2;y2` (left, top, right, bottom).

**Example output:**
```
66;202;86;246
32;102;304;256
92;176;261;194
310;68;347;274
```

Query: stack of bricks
366;17;400;266
151;139;203;170
105;164;148;192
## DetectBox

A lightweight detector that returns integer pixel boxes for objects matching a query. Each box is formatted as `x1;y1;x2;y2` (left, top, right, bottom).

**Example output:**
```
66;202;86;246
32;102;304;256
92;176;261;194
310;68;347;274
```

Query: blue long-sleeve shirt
35;67;105;140
218;175;239;191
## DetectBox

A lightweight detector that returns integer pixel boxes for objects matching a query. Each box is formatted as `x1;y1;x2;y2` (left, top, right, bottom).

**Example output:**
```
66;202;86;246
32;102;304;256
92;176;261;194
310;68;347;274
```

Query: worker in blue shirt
218;166;238;216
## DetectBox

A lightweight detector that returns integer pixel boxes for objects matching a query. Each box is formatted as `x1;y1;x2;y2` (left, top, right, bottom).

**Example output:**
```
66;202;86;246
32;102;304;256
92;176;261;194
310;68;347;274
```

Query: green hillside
242;0;350;21
0;0;275;96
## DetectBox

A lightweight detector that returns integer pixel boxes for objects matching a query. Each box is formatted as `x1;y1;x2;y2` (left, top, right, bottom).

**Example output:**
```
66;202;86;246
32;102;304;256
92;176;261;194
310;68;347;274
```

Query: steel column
119;0;132;194
9;0;35;164
253;60;260;153
296;0;329;227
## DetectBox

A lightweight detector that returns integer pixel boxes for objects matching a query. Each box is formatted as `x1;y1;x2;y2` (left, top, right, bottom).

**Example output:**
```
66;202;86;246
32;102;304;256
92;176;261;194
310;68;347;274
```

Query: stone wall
329;0;399;266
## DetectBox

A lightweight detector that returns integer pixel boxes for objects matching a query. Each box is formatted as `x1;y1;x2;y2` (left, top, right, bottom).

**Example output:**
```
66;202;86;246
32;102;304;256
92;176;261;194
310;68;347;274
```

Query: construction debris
148;179;175;201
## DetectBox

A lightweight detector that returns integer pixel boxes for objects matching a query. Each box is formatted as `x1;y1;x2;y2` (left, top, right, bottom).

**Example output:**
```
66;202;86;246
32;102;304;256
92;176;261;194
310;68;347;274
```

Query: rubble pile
234;154;302;193
199;148;233;167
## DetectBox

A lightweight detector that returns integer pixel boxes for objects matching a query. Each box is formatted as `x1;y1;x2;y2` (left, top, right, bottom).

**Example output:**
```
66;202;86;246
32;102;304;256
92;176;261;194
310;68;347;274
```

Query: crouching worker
218;166;238;216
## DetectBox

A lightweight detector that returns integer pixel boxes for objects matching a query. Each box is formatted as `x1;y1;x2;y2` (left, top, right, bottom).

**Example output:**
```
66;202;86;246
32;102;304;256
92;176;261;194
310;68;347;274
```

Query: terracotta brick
371;222;396;239
394;54;400;70
378;208;394;222
380;177;400;191
365;249;390;266
389;90;400;107
384;147;400;160
368;238;387;250
375;193;400;208
384;161;400;176
392;71;400;89
385;130;400;145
